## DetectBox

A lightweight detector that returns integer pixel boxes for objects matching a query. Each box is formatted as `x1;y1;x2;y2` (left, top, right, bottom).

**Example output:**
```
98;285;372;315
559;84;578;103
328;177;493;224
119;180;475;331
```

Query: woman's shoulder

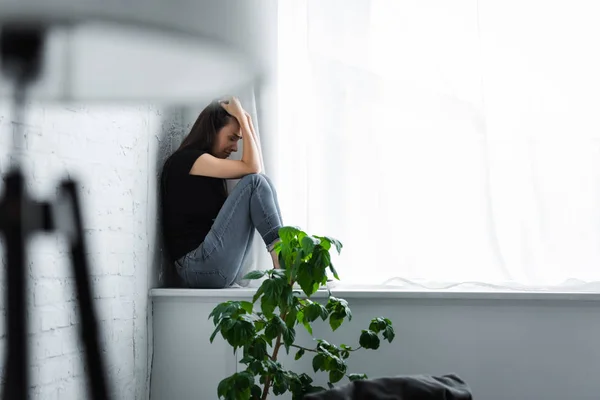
165;148;205;168
163;148;216;182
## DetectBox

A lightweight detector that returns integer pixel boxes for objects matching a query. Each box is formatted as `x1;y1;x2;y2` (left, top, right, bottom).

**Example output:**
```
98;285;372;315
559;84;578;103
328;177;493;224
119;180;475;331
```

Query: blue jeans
174;173;283;288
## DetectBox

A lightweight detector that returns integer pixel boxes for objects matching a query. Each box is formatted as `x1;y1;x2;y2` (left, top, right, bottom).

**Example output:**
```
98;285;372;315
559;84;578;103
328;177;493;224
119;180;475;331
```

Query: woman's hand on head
220;96;245;120
244;110;252;125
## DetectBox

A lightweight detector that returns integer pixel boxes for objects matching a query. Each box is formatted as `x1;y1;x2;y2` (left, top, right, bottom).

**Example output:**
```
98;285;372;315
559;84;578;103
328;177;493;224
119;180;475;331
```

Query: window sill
149;287;600;302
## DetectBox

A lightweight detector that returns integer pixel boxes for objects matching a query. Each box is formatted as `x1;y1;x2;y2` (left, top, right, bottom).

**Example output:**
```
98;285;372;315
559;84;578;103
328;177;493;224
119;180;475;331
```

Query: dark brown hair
177;99;234;154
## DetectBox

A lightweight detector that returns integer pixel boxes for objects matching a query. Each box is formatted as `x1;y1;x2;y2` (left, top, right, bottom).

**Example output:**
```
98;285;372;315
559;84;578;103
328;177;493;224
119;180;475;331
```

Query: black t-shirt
160;148;227;261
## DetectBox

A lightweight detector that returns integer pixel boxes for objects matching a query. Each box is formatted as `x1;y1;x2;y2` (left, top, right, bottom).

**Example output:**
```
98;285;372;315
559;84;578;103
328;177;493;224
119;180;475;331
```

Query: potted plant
209;226;395;399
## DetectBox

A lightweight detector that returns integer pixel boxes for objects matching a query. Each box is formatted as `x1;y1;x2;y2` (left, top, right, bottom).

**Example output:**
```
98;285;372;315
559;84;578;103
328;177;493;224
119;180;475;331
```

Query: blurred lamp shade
0;0;268;103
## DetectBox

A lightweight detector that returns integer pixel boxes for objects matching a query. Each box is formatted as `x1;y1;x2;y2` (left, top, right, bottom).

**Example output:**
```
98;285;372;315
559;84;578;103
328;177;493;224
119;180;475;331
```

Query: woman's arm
243;111;264;172
237;107;262;174
189;97;262;179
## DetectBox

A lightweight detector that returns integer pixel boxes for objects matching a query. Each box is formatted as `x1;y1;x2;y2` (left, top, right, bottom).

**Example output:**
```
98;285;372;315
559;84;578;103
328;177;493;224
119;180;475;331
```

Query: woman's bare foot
270;250;280;269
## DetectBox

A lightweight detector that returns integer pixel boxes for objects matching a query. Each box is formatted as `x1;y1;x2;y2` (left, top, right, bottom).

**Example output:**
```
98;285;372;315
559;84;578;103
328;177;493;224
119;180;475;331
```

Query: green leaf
311;263;327;285
209;302;228;325
369;317;387;333
297;230;307;243
295;348;305;360
271;268;287;279
304;303;321;323
319;303;330;320
348;373;368;381
332;355;346;374
254;320;266;332
279;285;295;311
279;226;302;243
296;310;313;335
235;370;255;390
329;311;345;331
301;235;319;255
285;307;298;329
240;301;254;314
239;356;253;364
383;325;395;343
279;242;293;271
316;339;331;351
243;270;267;280
314;247;331;269
220;317;235;332
220;318;255;349
303;322;313;336
263;316;286;343
312;353;325;372
299;373;314;386
272;240;283;253
265;321;280;341
248;359;264;375
327;236;343;254
297;265;319;297
359;329;381;350
260;277;286;317
252;285;264;304
232;320;255;347
283;327;296;353
263;358;279;374
251;385;262;399
329;369;345;384
261;295;276;318
328;262;340;280
314;236;331;251
250;337;268;359
217;377;230;398
340;298;352;320
209;320;221;343
273;380;288;396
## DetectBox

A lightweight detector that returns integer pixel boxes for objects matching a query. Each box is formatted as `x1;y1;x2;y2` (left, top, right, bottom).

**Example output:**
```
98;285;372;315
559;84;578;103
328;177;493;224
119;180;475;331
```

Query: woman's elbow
249;163;262;175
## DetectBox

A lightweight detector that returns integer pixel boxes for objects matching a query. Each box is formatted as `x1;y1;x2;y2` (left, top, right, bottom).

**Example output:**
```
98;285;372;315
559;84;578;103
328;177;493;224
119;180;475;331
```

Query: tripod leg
57;179;110;400
1;169;29;399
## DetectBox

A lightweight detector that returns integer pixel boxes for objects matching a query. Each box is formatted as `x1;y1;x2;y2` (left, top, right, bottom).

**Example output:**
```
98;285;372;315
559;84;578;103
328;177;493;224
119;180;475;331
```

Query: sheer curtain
276;0;600;290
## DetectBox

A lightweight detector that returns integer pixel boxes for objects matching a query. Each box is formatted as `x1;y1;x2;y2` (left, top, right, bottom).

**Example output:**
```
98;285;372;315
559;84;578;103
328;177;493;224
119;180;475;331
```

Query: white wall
150;289;600;400
0;103;164;399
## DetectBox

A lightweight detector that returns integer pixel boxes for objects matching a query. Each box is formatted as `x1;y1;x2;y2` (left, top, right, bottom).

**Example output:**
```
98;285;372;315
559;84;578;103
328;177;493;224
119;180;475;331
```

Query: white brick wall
0;103;161;399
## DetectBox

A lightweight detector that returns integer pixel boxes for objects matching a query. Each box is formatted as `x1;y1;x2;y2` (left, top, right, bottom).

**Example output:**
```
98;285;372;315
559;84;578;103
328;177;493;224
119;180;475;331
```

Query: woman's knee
240;173;268;189
260;174;277;190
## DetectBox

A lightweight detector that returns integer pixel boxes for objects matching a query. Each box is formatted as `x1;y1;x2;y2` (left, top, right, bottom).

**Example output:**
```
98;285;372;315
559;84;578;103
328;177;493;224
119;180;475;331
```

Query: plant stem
260;310;288;400
290;344;363;353
260;336;280;400
290;344;317;353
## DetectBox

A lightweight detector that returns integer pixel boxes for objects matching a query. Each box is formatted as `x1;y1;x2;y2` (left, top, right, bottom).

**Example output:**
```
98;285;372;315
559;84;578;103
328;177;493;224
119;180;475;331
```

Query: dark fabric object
160;148;227;261
303;374;472;400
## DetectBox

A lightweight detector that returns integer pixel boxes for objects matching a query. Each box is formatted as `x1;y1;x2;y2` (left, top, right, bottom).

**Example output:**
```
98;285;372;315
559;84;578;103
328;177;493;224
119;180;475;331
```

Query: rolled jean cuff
265;229;280;252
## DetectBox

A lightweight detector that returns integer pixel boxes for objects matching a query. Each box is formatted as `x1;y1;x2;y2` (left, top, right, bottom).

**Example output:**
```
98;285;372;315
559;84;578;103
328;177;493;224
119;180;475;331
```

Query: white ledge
149;288;600;302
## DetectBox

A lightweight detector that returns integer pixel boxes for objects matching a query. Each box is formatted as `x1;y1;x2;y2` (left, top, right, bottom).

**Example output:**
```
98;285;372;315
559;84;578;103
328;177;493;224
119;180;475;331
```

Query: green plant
209;226;395;399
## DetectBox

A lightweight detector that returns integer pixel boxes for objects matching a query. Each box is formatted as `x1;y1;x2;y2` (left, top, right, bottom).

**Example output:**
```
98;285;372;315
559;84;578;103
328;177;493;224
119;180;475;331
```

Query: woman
161;96;283;289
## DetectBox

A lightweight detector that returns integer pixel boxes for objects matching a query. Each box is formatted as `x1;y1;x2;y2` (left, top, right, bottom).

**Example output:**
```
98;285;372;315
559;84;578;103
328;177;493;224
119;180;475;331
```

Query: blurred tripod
0;25;110;399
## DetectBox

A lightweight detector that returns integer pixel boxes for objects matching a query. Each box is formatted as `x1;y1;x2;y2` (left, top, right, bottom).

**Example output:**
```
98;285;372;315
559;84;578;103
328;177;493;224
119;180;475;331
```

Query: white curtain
275;0;600;291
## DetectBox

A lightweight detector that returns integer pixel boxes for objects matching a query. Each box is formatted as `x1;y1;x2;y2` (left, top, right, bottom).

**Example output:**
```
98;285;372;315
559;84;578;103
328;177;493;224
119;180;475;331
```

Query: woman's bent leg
260;174;283;224
177;173;283;288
